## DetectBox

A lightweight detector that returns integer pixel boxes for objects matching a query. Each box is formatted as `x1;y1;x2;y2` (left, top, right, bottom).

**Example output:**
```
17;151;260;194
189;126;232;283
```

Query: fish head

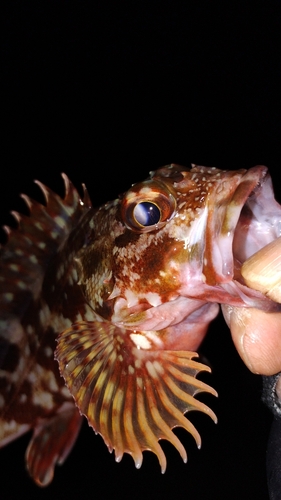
75;163;277;336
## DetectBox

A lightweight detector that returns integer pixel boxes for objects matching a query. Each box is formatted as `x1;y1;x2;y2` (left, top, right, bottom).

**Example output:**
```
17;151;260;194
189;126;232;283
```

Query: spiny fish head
75;163;272;324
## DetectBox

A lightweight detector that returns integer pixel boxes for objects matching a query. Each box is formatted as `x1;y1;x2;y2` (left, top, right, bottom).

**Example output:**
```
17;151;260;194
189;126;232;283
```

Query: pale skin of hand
222;236;281;399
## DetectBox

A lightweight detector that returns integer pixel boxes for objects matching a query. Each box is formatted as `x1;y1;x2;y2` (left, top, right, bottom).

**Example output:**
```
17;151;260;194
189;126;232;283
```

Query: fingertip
241;237;281;303
222;305;281;376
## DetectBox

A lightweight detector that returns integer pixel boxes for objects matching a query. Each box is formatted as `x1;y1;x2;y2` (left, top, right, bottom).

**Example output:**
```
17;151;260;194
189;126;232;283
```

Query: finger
222;305;281;375
241;236;281;303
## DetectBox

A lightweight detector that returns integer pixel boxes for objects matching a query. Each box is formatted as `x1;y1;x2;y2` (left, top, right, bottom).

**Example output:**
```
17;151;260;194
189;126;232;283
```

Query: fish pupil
133;201;161;226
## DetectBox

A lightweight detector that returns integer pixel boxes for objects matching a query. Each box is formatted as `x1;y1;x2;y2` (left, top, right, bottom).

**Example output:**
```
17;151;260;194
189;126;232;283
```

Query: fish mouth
203;166;281;287
232;167;281;282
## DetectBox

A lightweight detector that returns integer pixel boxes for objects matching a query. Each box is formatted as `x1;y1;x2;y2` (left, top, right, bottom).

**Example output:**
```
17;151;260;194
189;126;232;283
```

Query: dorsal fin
0;174;92;319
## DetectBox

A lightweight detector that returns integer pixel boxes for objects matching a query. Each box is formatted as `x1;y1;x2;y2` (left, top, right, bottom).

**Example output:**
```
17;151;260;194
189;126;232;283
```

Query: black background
1;3;281;499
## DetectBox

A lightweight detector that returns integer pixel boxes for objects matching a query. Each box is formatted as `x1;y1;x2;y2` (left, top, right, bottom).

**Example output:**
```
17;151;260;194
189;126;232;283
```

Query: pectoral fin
55;321;217;472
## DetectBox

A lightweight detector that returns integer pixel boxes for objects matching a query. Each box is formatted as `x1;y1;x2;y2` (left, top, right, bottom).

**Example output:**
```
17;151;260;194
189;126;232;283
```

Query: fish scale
0;164;281;486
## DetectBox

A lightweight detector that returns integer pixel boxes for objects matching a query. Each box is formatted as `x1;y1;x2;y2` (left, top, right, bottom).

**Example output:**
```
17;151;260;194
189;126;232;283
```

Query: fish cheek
115;233;182;299
138;238;185;297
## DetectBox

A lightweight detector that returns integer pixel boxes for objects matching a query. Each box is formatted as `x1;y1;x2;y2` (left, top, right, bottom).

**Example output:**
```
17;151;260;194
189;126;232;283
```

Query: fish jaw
111;295;220;349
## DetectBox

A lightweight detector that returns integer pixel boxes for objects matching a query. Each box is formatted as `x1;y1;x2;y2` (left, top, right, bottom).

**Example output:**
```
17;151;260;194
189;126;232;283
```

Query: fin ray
55;320;217;471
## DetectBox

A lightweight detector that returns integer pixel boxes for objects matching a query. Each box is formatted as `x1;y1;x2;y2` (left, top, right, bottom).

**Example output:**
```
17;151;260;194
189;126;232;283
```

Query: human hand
222;236;281;399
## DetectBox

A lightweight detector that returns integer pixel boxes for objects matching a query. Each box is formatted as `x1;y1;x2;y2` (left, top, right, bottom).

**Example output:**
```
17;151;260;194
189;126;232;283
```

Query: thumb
241;236;281;304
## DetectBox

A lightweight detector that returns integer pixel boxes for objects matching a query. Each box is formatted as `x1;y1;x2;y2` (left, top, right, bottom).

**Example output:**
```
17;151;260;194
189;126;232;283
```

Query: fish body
0;164;280;485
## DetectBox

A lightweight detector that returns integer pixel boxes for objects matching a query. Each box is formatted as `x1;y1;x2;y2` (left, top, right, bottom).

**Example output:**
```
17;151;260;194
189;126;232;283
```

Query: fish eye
120;179;177;232
133;201;161;226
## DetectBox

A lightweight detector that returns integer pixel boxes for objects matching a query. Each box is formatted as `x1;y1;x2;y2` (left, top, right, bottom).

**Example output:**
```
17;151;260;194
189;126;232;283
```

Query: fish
0;164;281;487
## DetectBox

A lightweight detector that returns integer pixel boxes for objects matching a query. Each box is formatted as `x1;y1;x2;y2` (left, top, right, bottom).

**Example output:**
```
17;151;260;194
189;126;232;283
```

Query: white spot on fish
128;365;135;374
54;216;66;228
3;293;14;302
15;249;24;256
71;267;78;282
84;306;96;322
145;360;158;379
0;420;30;443
44;346;53;358
39;303;51;327
56;264;64;280
130;333;151;350
32;391;53;410
27;371;37;384
0;319;24;343
152;360;164;375
146;292;162;307
60;386;71;399
46;371;59;392
29;255;38;264
19;394;27;403
9;263;20;272
17;280;27;289
51;313;72;333
136;377;143;388
134;359;141;369
26;324;34;335
146;331;163;348
24;344;30;357
34;222;44;231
